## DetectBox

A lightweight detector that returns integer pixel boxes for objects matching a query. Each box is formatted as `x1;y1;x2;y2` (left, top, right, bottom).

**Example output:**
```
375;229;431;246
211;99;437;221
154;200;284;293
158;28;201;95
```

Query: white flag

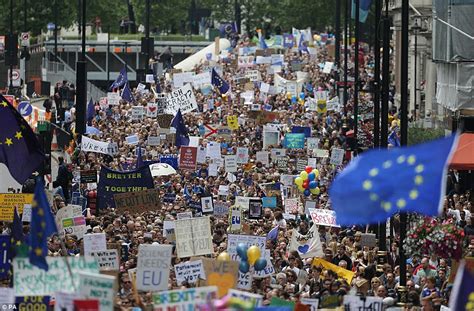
289;224;323;258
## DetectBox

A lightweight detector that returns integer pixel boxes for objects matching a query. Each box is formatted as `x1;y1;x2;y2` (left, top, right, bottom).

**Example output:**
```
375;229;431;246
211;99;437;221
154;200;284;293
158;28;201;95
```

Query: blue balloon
254;258;267;271
236;243;248;261
300;92;305;99
309;181;318;189
304;189;311;196
239;260;250;273
308;172;315;181
291;96;297;103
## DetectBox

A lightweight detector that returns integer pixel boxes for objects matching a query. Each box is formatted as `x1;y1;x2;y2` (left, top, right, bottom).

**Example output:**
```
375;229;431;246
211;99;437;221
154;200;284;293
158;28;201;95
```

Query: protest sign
78;272;115;311
200;196;214;213
0;193;33;221
80;170;97;184
300;298;319;311
253;250;275;279
97;166;154;210
285;198;299;214
322;61;334;74
296;158;308;172
237;271;252;290
255;151;269;166
227;115;239;130
218;185;229;196
236;147;249;164
263;130;280;148
81;136;118;156
291;126;311;138
192;71;211;88
289;224;323;258
173;72;195;88
315;149;329;158
55;205;85;237
179;146;198;170
277;157;289;172
283;133;305;149
360;233;377;248
174;260;205;285
54;292;81;311
131;106;145;121
245;70;260;82
13;257;99;296
225;155;238;173
230;206;242;232
113;189;160;213
213;202;230;217
177;211;193;219
237;56;255;68
106;92;120;105
83;233;107;257
262;197;277;208
312;258;354;284
146;102;158;118
228;289;263;307
201;259;239;298
248;199;263;219
175;217;213;258
20;205;31;222
227;234;266;261
206;141;221;159
136;244;172;291
0;287;14;306
342;296;384;311
162;221;175;242
152;286;217;311
164;84;198;114
16;296;50;311
93;250;119;271
330;148;345;165
306;137;320;150
147;136;161;146
308;208;339;227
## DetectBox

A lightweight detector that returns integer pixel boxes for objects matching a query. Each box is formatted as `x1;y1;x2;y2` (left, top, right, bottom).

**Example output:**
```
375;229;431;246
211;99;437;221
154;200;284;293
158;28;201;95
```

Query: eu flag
28;178;58;270
450;260;474;311
0;95;45;184
259;30;268;49
121;82;135;103
0;235;11;279
329;135;458;225
351;0;372;23
211;68;229;94
87;98;95;124
109;66;128;90
136;145;144;169
171;109;190;148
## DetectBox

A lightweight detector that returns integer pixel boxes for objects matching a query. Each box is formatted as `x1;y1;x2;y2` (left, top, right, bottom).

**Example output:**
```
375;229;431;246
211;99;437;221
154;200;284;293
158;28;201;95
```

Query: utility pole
9;0;14;93
374;0;381;148
335;0;341;72
354;0;360;151
75;0;87;139
343;0;349;109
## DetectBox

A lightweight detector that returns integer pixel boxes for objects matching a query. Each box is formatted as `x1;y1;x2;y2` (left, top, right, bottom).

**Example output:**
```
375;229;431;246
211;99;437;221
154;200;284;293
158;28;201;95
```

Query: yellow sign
227;115;239;130
312;257;355;284
0;193;34;221
317;100;327;114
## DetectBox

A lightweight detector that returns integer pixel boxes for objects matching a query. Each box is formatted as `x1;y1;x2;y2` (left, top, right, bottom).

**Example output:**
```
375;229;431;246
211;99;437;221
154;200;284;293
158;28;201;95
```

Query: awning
450;133;474;170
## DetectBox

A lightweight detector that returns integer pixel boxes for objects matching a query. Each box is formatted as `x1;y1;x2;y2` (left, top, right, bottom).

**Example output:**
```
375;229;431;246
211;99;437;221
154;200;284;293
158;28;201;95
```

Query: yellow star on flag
5;138;13;146
15;131;22;139
0;101;7;107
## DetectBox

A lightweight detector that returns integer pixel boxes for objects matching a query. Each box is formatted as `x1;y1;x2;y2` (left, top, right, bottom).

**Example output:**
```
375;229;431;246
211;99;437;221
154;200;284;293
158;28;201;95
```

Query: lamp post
354;0;360;151
343;0;349;109
411;16;422;121
75;0;87;139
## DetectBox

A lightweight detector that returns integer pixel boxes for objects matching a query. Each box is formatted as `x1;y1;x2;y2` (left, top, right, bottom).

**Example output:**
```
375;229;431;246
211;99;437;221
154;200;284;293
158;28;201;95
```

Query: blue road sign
17;101;32;117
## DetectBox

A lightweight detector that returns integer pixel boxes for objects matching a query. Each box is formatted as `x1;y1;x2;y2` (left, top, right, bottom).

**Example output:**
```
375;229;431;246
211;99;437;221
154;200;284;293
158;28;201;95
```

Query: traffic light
5;33;18;66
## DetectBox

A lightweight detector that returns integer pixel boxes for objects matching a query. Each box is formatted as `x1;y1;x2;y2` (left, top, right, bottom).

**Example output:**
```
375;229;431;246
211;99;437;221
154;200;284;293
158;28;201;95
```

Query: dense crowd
13;32;474;310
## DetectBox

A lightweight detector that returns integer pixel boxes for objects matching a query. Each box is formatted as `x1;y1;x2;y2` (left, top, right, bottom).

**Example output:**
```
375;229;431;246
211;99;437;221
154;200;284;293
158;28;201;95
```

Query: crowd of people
10;31;474;310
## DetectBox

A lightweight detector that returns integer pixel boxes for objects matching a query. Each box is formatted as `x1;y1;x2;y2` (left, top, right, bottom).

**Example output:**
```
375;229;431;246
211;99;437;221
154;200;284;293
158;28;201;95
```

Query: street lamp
411;15;422;121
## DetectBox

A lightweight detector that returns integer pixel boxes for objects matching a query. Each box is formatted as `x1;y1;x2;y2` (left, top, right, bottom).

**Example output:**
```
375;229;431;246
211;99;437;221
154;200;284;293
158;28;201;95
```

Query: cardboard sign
136;244;173;291
227;115;239;130
285;198;299;214
174;260;205;285
93;250;120;271
256;151;269;166
146;102;158;118
78;272;115;311
175;217;213;258
106;92;120;105
179;146;198;170
113;189;161;213
152;287;217;310
227;234;266;261
342;296;383;311
225;155;238;173
201;259;239;298
147;136;161;146
156;114;174;129
308;208;339;227
16;296;50;311
164;84;198;115
81;136;118;156
360;233;377;248
330;148;345;165
80;170;97;184
0;193;33;221
83;233;107;257
131;106;145;121
230;206;242;232
13;257;99;296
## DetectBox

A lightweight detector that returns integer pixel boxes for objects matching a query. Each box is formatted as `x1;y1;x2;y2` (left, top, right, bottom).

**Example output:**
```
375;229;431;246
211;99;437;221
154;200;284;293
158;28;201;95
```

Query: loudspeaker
140;37;154;56
136;68;146;83
5;33;18;66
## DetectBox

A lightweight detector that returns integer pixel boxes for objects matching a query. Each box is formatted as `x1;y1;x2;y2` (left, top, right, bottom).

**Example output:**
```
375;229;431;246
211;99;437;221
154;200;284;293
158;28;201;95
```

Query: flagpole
354;0;360;152
343;0;349;109
59;239;78;292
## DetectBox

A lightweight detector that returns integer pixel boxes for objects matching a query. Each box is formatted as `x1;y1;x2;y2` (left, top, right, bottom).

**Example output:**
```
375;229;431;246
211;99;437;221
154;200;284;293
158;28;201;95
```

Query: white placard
308;208;340;227
228;289;263;307
330;148;345;165
83;233;107;257
21;204;32;222
206;142;221;159
256;151;269;166
342;296;383;311
146;102;158;118
164;84;198;115
107;92;120;105
146;74;155;83
136;244;173;291
236;147;249;164
175;217;213;258
227;234;266;261
81;136;118;156
147;136;161;146
78;272;115;311
225;155;238;173
174;260;205;285
131;106;145;120
197;147;207;163
93;249;120;271
192;72;211;87
125;134;139;145
173;72;195;88
230;206;242;232
323;61;334;74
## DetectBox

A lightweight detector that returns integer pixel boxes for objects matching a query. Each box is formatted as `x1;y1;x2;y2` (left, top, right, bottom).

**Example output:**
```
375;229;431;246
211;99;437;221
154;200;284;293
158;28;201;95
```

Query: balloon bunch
235;243;267;273
294;166;320;197
287;92;306;105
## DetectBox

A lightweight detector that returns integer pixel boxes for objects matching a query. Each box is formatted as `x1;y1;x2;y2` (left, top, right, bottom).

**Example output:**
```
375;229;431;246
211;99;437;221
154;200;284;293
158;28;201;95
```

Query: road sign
20;32;30;47
17;101;32;117
7;69;21;87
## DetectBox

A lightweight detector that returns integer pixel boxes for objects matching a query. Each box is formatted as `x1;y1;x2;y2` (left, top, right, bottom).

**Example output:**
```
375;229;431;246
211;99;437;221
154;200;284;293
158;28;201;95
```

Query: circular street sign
18;101;32;117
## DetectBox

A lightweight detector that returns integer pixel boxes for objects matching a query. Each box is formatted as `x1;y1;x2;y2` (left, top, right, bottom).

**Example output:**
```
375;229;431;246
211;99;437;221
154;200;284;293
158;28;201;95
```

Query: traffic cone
51;129;59;151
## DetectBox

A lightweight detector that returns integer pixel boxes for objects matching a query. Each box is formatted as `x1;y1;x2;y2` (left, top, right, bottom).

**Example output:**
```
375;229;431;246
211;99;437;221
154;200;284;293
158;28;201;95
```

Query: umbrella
149;163;177;177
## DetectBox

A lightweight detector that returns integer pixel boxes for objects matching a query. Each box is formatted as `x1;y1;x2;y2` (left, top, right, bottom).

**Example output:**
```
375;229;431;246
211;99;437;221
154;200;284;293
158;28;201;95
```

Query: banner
179;146;198;171
13;257;99;296
289;224;324;258
113;189;161;213
164;84;198;115
308;208;339;227
152;287;217;311
283;133;305;149
192;72;211;88
312;258;355;284
81;136;118;156
175;217;213;258
0;193;33;221
174;260;205;285
16;296;50;311
228;289;263;307
97;166;154;210
136;244;173;291
78;272;115;311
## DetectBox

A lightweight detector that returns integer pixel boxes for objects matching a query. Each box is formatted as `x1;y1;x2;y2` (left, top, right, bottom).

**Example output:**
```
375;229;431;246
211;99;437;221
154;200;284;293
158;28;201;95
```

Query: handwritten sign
174;260;205;285
78;272;115;311
228;289;263;307
201;259;239;298
342;296;383;310
164;84;198;115
330;148;345;165
113;189;161;213
16;296;50;311
13;257;99;296
93;250;119;271
285;198;299;214
230;206;242;232
225;155;238;173
175;217;213;258
152;287;217;311
227;235;266;261
179;146;198;171
308;208;339;227
0;193;33;221
136;244;172;291
83;233;107;257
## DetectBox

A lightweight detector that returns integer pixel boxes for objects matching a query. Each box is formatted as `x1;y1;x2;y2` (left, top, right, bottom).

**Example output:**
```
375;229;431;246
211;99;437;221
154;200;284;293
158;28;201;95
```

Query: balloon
310;187;320;195
236;243;248;261
304;189;311;196
305;166;313;174
217;252;230;261
303;180;310;189
297;185;305;192
312;169;320;178
300;92;305;99
300;171;308;180
309;181;318;189
291;96;297;103
298;98;304;105
308;172;315;181
239;261;250;273
254;258;267;271
294;177;303;186
247;245;261;265
286;92;292;99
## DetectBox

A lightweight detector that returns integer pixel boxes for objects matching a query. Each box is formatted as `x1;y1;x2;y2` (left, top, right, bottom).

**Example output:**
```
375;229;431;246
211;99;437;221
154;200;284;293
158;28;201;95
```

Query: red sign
73;300;99;311
203;124;217;138
179;146;198;171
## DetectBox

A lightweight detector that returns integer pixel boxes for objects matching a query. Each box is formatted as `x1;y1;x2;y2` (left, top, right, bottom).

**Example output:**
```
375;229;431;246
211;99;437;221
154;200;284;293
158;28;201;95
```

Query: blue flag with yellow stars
28;178;58;271
329;135;458;225
171;109;190;148
211;68;229;94
109;66;128;90
0;95;45;184
0;235;11;279
450;260;474;311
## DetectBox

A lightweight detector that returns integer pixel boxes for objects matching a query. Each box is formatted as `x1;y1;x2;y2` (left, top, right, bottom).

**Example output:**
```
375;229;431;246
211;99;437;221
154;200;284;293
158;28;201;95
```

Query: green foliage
408;127;446;146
